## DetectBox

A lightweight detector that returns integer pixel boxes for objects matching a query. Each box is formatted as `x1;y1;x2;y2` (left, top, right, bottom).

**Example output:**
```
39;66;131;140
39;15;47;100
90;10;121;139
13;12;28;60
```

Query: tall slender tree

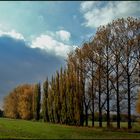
33;83;41;120
42;78;49;122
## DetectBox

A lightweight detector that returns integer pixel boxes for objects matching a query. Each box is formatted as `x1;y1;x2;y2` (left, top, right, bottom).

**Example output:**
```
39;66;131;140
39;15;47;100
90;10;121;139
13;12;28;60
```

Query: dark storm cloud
0;36;65;108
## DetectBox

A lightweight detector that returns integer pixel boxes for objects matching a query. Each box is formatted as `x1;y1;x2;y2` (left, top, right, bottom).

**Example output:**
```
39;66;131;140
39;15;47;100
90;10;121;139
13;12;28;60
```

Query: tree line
4;84;41;120
3;17;140;129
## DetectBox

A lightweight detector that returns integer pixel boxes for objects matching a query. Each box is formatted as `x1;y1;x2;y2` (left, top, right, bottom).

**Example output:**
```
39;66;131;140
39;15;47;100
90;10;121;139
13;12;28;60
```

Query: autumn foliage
4;84;35;120
3;17;140;129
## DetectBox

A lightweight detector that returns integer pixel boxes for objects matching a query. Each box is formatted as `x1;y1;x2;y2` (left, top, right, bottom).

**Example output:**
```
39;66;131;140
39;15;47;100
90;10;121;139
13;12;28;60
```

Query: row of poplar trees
42;17;140;129
4;17;140;129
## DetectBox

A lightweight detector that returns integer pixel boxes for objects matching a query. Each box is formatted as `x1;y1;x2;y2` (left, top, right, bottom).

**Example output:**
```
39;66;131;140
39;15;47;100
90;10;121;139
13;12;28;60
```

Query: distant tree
42;78;49;122
60;68;67;124
3;91;19;119
18;85;33;120
66;62;74;125
3;84;34;120
47;76;55;123
51;76;56;123
67;51;84;126
33;83;41;120
56;71;61;123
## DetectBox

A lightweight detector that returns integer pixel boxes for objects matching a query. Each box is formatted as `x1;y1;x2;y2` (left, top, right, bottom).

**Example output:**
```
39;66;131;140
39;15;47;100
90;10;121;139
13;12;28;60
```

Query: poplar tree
33;83;41;120
42;78;49;122
60;68;68;124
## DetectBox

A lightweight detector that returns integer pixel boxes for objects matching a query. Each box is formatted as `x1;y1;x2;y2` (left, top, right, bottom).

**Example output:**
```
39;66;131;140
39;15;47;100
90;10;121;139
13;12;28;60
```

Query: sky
0;1;140;108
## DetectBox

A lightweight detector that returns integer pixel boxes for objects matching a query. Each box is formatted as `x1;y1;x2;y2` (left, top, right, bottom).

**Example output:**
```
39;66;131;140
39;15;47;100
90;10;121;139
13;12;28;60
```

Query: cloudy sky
0;1;140;108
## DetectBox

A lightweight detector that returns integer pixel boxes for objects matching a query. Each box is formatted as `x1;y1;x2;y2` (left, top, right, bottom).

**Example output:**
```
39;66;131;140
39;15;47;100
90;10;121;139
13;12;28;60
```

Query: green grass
0;118;140;139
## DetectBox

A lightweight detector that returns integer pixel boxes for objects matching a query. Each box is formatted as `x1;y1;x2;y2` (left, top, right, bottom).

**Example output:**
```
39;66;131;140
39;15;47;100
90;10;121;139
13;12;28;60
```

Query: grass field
0;118;140;139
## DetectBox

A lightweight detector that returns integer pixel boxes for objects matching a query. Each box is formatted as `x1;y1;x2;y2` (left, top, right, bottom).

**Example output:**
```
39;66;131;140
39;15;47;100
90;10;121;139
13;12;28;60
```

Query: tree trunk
106;46;110;128
80;65;84;126
127;73;132;129
116;61;120;129
98;61;102;127
91;63;94;127
85;105;88;126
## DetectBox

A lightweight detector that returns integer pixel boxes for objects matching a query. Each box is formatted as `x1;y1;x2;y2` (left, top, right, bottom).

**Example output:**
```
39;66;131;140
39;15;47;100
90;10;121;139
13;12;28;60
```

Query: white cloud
31;30;76;58
56;30;71;42
80;1;97;12
31;34;76;58
80;1;140;28
0;30;24;40
0;28;76;58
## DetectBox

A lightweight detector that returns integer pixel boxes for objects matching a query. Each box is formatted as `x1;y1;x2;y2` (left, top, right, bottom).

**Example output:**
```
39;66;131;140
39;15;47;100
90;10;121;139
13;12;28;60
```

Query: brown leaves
3;84;34;120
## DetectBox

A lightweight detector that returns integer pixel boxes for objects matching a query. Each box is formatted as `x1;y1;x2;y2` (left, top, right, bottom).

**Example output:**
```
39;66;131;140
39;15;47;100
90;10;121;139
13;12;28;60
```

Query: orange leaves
18;87;33;120
3;84;34;120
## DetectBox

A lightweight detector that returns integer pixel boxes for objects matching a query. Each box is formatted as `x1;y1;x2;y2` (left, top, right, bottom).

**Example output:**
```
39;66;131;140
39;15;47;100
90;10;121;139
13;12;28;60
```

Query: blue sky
0;1;92;45
0;1;140;108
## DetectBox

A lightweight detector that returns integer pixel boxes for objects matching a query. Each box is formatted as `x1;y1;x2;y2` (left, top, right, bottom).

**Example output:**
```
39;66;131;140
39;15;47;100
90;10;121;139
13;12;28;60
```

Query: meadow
0;118;140;139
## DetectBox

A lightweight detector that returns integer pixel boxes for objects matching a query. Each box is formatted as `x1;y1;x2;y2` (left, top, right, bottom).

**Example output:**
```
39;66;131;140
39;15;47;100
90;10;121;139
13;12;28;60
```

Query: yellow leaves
3;84;34;120
18;87;33;120
3;91;19;119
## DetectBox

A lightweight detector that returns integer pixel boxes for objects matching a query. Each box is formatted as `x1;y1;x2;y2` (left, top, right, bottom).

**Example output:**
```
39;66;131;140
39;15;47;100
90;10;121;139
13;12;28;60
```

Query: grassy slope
0;118;140;139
